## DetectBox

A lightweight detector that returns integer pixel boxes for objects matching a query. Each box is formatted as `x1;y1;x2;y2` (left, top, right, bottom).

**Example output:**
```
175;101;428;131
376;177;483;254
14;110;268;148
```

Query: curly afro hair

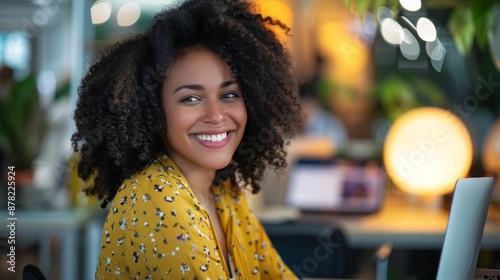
72;0;303;207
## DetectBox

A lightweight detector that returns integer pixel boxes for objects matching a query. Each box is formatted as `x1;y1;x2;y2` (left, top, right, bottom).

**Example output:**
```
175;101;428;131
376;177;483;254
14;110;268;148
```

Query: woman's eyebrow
173;84;203;94
173;80;238;94
220;80;238;89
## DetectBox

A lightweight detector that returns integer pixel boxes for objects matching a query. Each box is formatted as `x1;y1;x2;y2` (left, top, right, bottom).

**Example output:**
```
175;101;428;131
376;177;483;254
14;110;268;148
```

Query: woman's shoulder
125;154;183;181
107;154;197;217
114;154;189;198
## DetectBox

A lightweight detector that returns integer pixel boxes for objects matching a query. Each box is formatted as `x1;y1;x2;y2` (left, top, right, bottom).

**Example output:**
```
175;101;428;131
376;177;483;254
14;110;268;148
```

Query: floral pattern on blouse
95;154;298;280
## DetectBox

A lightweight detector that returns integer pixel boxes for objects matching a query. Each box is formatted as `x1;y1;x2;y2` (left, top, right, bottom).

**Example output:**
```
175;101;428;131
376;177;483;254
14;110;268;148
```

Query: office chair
23;264;47;280
263;222;350;278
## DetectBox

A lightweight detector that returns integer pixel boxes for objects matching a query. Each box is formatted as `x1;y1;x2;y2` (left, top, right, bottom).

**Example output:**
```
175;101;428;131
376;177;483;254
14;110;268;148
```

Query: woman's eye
221;92;239;99
180;96;201;103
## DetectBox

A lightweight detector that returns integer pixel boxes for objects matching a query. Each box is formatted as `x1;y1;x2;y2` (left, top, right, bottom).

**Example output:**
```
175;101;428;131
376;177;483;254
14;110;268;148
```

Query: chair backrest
263;222;349;279
436;177;493;280
23;264;47;280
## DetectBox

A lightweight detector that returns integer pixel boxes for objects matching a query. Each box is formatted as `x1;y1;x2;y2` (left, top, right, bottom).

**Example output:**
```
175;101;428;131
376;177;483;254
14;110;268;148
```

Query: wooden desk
296;190;500;250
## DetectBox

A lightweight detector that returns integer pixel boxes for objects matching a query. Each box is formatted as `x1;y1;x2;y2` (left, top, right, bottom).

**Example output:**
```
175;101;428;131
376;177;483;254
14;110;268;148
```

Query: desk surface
295;190;500;249
0;204;104;234
0;204;106;280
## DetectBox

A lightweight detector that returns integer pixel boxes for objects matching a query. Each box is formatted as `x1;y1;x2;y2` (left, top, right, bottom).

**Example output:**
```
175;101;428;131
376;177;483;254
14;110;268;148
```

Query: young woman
72;0;303;278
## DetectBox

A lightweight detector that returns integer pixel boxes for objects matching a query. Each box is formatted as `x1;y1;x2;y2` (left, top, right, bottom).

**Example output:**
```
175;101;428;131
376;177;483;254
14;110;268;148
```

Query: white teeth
196;132;227;142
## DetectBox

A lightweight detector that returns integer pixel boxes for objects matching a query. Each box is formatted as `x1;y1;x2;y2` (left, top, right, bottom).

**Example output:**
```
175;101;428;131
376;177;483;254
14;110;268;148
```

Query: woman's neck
162;144;216;203
182;167;216;204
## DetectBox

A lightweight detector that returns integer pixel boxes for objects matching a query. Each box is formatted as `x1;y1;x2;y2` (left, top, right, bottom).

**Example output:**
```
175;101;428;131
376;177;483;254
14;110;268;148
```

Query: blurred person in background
287;53;348;160
292;76;348;159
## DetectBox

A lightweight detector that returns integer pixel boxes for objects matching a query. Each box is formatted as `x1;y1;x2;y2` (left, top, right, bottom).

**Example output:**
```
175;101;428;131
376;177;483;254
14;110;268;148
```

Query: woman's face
161;49;247;173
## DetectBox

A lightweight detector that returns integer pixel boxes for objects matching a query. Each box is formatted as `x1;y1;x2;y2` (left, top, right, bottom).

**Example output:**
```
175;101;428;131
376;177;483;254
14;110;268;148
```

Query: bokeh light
417;17;437;42
377;7;395;24
117;2;141;27
384;107;473;196
400;0;422;12
381;18;404;45
400;28;420;60
37;70;57;108
91;1;112;25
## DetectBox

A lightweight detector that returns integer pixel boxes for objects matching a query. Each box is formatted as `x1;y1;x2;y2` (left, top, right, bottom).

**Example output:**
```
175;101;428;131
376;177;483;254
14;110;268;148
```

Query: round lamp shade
383;107;473;196
483;119;500;173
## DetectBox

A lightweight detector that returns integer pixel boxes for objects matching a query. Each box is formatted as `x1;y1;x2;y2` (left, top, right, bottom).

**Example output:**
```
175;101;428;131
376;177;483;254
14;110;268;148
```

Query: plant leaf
448;7;475;56
374;0;386;10
344;0;351;12
472;0;496;50
0;73;46;168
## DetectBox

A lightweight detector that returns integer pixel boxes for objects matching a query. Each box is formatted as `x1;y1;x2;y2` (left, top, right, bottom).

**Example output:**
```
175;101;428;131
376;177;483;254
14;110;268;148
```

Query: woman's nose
202;99;226;124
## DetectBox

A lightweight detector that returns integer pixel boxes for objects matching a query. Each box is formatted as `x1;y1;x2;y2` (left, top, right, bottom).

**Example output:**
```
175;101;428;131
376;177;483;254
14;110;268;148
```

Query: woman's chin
210;161;233;172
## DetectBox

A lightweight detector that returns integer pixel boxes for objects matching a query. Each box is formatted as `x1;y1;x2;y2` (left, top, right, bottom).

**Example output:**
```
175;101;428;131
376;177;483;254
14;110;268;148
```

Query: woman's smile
193;131;232;148
195;132;228;142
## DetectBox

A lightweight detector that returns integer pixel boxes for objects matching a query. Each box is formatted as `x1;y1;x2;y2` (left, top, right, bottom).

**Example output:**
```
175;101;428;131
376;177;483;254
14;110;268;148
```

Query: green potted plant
375;73;447;122
0;67;47;186
344;0;500;57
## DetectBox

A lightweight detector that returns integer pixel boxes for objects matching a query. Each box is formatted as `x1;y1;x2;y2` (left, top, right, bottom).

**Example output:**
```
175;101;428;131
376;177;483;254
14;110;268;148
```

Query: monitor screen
285;158;386;213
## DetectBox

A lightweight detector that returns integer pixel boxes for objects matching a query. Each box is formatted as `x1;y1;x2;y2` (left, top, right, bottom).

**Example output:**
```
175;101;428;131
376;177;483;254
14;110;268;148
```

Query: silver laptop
436;177;494;279
298;177;494;280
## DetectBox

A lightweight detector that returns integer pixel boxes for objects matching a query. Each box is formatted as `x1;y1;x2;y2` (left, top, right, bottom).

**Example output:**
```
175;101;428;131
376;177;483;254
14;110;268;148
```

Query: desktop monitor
284;158;385;214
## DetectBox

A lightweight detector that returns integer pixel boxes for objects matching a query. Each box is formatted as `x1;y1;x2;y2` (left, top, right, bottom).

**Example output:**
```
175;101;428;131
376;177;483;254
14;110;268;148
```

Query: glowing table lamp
482;119;500;203
383;107;473;203
483;119;500;175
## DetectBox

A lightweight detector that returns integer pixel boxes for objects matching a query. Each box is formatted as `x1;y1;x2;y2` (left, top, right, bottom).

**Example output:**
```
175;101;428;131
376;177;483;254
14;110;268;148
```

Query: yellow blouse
95;154;298;280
